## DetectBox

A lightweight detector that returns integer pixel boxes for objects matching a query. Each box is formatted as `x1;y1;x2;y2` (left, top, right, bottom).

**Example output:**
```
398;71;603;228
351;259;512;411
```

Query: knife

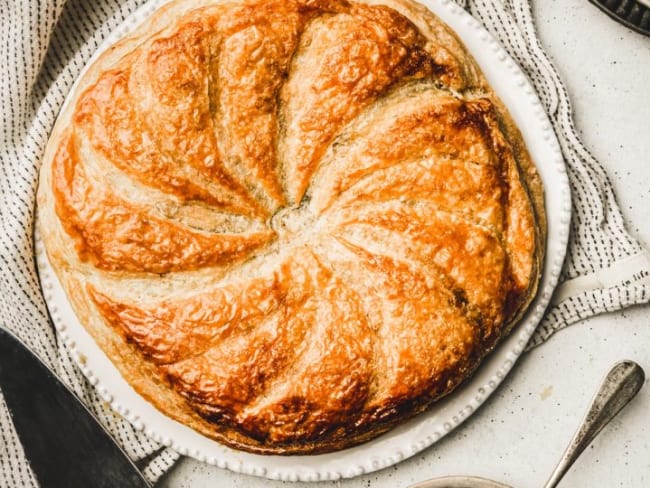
0;327;152;488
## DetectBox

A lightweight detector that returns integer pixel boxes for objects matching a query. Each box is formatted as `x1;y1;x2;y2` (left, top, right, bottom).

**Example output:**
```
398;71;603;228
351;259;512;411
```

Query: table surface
158;1;650;486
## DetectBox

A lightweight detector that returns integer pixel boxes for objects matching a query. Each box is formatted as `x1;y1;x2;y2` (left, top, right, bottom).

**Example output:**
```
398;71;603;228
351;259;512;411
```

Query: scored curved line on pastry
88;274;283;365
309;85;502;214
214;1;306;211
380;0;483;91
161;303;308;424
52;131;275;273
75;67;260;216
320;244;481;412
237;277;374;444
211;0;352;207
128;20;272;218
88;247;330;364
328;156;507;239
498;132;537;291
330;201;511;333
278;4;456;205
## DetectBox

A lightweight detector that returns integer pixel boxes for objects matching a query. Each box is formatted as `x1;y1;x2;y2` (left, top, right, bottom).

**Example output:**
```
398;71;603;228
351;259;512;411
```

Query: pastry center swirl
269;204;315;242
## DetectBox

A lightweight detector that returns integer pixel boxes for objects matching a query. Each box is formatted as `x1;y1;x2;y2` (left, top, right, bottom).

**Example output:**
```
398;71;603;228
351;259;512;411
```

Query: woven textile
1;0;648;485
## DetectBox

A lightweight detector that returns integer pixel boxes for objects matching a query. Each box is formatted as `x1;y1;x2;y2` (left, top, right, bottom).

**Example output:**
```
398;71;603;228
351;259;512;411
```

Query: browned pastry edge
37;0;546;455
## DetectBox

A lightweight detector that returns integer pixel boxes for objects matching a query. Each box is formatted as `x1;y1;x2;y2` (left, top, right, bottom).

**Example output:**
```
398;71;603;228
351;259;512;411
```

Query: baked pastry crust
38;0;545;454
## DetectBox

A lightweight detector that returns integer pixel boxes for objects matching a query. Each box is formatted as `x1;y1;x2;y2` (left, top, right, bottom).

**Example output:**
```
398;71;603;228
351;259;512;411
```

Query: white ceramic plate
35;0;571;482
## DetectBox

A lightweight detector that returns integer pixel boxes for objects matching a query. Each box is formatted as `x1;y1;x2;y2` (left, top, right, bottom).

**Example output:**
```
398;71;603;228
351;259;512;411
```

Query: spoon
410;360;645;488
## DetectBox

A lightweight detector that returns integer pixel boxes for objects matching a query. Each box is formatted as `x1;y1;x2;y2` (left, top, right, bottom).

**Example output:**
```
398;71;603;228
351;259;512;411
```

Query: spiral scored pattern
40;0;543;454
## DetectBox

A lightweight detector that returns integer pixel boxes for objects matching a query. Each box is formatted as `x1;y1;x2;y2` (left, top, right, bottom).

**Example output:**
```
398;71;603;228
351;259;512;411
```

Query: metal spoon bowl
410;360;645;488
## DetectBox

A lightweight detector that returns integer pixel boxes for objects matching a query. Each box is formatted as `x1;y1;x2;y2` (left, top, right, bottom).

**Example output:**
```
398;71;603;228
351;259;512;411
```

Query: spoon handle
543;360;645;488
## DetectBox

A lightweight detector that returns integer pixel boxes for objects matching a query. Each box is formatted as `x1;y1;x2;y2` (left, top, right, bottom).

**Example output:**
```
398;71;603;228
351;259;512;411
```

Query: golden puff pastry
38;0;545;454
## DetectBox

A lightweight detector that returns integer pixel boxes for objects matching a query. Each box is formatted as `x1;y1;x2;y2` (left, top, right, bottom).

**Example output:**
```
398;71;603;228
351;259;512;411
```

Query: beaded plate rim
35;0;572;481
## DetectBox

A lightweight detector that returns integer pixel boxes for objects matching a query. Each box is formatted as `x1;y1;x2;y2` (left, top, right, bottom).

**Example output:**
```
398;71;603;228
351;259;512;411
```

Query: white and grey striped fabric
0;0;648;486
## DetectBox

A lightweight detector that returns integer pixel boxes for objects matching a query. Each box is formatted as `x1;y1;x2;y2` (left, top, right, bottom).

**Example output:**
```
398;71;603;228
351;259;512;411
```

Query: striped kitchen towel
0;0;648;485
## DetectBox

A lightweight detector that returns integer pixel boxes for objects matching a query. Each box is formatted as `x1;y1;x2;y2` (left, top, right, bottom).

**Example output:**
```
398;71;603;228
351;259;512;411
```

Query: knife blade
0;327;151;488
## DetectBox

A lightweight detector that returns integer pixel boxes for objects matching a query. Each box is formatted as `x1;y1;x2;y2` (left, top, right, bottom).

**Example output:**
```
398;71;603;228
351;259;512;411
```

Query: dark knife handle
0;327;152;488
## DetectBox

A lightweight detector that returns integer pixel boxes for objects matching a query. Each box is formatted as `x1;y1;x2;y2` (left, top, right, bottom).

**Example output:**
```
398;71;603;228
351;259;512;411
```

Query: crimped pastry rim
34;0;571;480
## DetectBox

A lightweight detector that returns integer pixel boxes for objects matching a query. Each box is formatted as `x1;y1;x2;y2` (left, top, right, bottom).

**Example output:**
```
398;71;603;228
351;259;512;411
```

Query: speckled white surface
158;1;650;486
